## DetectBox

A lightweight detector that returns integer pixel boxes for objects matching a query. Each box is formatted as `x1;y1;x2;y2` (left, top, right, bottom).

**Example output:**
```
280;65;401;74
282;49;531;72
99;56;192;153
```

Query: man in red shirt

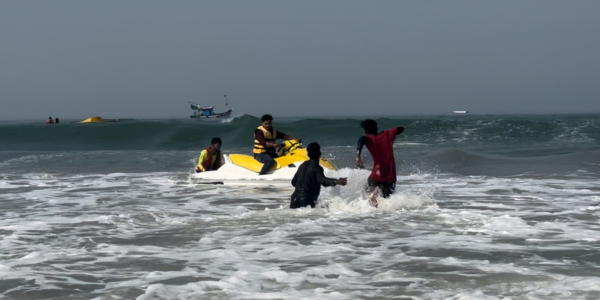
355;119;404;207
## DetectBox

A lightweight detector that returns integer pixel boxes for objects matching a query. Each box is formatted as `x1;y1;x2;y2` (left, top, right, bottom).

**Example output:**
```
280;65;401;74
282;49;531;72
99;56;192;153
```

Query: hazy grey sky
1;1;599;120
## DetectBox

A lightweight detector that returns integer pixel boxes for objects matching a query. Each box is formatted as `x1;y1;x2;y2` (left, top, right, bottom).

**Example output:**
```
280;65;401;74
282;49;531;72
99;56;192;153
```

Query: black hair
306;142;321;160
261;114;274;122
360;119;378;134
211;137;222;145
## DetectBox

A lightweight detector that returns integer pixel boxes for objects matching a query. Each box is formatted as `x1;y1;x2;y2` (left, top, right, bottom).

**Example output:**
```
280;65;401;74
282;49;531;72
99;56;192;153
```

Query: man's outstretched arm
315;166;347;187
396;127;405;135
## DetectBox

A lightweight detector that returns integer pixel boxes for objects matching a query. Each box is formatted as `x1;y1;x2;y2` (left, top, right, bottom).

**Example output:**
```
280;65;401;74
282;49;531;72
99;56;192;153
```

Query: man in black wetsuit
290;142;347;209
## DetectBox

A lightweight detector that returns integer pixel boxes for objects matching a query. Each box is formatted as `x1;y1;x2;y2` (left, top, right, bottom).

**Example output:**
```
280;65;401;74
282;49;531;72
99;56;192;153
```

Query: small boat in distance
453;110;468;114
190;95;233;119
79;116;119;123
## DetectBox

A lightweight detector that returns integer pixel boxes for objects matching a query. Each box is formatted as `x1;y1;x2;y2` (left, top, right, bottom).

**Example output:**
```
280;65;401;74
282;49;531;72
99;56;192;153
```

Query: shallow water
2;115;600;299
1;166;599;299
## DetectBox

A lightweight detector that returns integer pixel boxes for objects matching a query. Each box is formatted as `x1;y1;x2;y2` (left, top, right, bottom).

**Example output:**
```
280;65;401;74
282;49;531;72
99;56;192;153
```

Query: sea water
1;114;600;299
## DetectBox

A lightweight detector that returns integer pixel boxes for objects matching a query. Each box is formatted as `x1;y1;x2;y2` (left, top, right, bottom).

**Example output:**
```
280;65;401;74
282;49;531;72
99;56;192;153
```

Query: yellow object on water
229;141;337;173
229;154;278;173
79;116;118;123
318;157;336;171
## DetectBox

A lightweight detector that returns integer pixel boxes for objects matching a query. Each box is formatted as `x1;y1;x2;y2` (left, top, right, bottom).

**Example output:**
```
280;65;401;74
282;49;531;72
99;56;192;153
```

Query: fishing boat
189;94;233;119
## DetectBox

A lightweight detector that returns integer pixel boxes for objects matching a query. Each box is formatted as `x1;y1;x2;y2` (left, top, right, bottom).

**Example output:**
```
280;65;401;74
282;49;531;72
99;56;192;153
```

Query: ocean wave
1;115;599;155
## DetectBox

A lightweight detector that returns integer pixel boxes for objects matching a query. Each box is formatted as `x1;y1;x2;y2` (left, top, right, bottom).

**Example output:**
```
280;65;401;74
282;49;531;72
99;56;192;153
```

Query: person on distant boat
355;119;404;207
46;117;54;124
253;114;301;175
290;142;347;209
195;137;223;173
55;117;59;124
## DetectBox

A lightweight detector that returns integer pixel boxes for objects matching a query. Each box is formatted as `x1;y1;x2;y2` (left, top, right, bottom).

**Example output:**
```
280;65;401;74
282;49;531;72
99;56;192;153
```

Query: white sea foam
1;169;600;299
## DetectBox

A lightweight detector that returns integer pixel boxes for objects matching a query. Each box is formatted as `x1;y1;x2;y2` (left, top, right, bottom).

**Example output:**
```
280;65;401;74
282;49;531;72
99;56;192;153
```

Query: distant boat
79;116;118;123
453;110;468;114
189;94;233;119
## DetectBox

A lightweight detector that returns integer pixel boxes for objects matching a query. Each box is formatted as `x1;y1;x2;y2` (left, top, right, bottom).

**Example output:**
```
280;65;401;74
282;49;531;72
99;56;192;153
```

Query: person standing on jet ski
290;142;347;208
195;137;223;173
253;114;301;175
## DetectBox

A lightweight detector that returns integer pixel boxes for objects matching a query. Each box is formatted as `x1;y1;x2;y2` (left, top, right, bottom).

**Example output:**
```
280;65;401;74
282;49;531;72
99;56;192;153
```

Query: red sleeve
255;130;267;146
385;128;397;141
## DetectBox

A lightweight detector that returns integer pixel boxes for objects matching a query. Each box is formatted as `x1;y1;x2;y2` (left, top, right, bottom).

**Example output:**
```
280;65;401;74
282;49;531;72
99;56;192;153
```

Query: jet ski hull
190;146;336;185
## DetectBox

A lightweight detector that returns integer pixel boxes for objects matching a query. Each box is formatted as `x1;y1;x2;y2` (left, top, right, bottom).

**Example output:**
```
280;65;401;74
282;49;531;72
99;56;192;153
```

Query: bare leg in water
368;187;379;208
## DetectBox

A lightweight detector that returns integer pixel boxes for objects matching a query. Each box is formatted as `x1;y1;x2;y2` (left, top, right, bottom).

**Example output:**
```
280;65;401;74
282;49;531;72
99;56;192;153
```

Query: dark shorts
367;177;396;198
290;195;317;209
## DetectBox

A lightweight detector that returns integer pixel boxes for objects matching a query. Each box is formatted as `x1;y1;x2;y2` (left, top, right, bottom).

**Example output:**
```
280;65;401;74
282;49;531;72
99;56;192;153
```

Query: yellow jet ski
190;141;337;185
229;140;335;172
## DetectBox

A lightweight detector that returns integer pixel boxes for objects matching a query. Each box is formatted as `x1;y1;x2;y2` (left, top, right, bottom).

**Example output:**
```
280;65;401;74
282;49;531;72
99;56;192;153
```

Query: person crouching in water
290;142;347;209
195;137;223;173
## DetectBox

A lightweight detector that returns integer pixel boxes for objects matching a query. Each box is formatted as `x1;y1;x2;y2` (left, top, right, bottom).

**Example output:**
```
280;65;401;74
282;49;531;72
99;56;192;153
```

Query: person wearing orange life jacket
253;114;301;175
195;137;223;173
